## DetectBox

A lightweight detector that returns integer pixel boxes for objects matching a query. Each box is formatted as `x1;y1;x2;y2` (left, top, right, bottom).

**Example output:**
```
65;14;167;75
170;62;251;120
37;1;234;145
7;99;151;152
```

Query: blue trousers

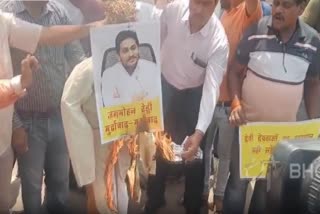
18;110;69;214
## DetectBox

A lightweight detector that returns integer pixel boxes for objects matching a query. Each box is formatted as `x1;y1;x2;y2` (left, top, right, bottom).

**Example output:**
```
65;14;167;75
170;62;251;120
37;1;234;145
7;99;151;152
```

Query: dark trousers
146;78;206;214
223;130;267;214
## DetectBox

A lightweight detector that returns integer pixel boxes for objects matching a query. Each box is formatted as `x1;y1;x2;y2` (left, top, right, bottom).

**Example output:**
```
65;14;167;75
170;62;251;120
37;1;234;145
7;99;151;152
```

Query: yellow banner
240;119;320;179
100;97;163;142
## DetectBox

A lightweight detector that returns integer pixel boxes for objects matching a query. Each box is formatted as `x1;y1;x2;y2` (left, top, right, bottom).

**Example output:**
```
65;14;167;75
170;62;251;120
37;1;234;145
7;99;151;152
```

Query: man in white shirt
145;0;229;213
102;30;159;107
61;1;162;213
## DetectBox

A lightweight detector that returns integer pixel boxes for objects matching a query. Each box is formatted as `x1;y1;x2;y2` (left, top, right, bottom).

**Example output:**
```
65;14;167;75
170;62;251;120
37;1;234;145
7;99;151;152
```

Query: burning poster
91;21;163;144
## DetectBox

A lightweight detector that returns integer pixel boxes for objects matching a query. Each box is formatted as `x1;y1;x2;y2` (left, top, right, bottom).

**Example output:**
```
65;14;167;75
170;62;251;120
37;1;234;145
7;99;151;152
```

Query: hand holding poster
91;21;163;144
240;119;320;179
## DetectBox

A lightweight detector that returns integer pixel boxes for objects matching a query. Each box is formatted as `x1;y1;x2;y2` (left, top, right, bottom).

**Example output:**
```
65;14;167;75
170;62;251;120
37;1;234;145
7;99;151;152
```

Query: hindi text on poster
239;119;320;179
101;97;162;142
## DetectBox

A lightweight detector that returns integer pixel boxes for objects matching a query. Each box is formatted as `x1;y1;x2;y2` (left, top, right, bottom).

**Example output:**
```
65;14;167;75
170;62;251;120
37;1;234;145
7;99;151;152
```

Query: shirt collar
181;9;211;37
266;16;306;41
15;0;53;17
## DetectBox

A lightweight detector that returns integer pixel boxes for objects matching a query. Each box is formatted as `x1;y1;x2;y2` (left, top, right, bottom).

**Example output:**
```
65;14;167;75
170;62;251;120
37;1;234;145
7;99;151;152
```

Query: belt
216;101;231;107
18;108;59;119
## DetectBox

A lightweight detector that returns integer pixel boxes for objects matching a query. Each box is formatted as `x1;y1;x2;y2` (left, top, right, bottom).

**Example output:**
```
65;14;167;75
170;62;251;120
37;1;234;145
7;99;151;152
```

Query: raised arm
245;0;261;16
39;21;104;46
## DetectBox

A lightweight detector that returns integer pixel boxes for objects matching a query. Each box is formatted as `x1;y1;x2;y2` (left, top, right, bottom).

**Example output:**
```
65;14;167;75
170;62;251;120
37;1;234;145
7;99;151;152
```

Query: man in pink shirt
145;0;229;213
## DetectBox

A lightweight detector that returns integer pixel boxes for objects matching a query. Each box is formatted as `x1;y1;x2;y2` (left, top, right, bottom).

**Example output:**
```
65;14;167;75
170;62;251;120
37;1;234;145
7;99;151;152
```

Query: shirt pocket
191;52;207;69
188;53;207;76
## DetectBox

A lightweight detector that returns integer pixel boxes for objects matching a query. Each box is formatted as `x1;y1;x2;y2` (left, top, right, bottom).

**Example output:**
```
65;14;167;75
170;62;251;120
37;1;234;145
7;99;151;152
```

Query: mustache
273;13;284;21
128;56;138;61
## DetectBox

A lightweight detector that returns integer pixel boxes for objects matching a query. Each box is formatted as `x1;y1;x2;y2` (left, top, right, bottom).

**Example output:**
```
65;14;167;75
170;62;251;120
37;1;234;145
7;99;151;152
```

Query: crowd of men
0;0;320;214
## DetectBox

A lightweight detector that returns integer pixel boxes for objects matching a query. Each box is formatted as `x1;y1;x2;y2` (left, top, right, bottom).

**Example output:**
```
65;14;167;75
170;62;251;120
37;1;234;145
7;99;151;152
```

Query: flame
104;132;175;212
154;131;175;162
104;136;139;212
104;139;124;212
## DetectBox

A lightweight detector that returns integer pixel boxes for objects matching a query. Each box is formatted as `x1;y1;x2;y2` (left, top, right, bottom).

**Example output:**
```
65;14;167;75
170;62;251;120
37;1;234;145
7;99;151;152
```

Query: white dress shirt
0;11;41;156
102;59;159;107
160;0;229;133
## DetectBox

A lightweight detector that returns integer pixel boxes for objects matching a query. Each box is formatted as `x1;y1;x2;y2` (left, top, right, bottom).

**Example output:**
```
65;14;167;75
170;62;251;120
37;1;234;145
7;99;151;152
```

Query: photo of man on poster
101;29;158;107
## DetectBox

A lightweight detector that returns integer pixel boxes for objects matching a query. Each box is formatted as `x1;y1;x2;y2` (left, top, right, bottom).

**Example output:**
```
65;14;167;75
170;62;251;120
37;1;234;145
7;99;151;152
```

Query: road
11;163;214;214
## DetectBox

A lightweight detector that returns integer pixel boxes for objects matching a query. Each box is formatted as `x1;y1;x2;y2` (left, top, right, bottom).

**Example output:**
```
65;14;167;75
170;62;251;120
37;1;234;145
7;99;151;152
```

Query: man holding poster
61;1;164;213
224;0;320;213
101;30;158;106
92;17;163;143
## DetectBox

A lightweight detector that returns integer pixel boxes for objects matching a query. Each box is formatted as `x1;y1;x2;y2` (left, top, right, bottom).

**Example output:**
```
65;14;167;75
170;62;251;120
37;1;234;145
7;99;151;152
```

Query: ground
11;163;215;214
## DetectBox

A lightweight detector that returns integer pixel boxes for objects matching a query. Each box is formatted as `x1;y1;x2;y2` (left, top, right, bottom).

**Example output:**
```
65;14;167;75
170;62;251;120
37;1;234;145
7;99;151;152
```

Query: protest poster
239;119;320;179
91;21;163;144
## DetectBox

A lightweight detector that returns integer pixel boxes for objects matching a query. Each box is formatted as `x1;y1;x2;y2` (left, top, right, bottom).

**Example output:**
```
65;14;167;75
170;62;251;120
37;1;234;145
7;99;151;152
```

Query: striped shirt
0;0;85;126
236;16;320;122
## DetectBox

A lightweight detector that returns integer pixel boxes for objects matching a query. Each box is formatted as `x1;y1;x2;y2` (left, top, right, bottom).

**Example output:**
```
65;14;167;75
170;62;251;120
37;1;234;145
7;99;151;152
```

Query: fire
104;136;138;211
104;132;175;212
154;131;175;162
104;139;124;211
